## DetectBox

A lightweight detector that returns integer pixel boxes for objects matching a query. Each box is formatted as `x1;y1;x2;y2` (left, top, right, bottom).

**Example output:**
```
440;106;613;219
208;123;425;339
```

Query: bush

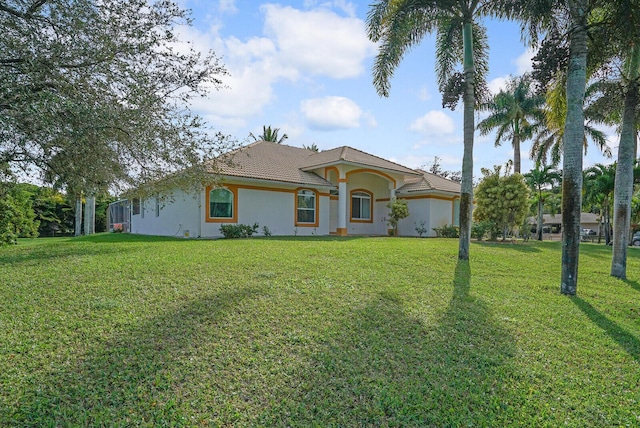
219;223;259;239
471;221;493;241
415;220;428;238
262;225;272;237
432;224;459;238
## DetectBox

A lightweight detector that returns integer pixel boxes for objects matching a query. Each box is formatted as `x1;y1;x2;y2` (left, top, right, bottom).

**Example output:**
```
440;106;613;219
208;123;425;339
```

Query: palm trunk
611;44;640;279
513;126;521;174
458;21;475;261
74;194;83;237
561;1;588;296
537;192;543;241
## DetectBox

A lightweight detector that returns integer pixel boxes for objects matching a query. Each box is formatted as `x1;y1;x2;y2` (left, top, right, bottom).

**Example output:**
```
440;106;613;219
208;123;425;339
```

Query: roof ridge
339;146;349;160
344;145;420;173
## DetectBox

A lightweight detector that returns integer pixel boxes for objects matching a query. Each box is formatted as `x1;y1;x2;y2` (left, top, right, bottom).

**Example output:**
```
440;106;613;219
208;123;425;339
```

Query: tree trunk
513;131;521;174
537;194;543;241
458;21;475;261
611;44;640;279
561;1;588;296
84;194;96;235
74;195;83;237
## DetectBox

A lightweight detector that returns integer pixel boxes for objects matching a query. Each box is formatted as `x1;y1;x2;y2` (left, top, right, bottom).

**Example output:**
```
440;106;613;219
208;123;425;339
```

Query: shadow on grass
624;279;640;293
0;239;137;266
259;259;519;426
573;297;640;363
6;288;261;426
473;241;542;253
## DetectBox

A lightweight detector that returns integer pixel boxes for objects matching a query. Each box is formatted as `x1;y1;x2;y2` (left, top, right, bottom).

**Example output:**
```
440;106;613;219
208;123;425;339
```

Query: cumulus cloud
409;111;455;135
261;4;376;79
488;76;509;95
514;47;536;74
300;96;363;130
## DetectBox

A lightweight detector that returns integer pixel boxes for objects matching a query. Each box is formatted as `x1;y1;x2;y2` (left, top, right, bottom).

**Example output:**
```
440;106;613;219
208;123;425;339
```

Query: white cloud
300;96;363;130
419;86;431;101
488;76;509;95
261;4;376;79
409;111;455;135
218;0;238;14
514;47;536;74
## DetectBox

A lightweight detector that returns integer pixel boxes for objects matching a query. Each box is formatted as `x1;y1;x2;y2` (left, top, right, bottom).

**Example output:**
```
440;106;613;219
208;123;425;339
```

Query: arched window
351;190;372;222
296;189;316;225
208;187;236;221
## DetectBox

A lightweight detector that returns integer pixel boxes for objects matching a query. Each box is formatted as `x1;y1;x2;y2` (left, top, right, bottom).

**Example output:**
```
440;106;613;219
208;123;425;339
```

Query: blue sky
177;0;617;177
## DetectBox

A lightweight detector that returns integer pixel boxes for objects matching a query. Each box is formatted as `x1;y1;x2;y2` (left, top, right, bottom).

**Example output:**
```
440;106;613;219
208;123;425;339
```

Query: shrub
432;224;459;238
471;221;493;241
112;223;124;233
386;199;409;236
219;223;259;239
415;220;428;238
262;225;272;237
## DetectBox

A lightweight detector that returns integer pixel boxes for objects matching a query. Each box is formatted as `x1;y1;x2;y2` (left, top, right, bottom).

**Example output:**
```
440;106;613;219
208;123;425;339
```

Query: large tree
477;73;545;174
1;0;230;196
367;0;508;261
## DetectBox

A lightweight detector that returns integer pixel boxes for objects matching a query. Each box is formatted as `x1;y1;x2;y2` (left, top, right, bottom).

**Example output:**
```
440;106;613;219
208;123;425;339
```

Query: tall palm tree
524;164;562;241
477;73;545;174
530;78;612;167
249;126;288;144
583;163;616;245
367;0;507;261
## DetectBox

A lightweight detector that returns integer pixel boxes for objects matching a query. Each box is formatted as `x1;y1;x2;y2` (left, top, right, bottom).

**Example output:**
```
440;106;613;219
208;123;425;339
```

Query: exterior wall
199;183;330;238
400;195;458;237
346;172;390;235
130;189;201;237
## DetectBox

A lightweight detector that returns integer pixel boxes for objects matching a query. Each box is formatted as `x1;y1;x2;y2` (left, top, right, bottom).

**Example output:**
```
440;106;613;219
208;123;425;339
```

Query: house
127;141;461;238
530;212;602;234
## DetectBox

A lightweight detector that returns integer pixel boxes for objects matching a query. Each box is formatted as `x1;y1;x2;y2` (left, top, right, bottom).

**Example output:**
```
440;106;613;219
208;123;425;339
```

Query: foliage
386;199;409;236
0;183;39;245
219;223;260;239
583;163;616;244
1;0;231;196
261;225;272;237
432;224;460;238
524;164;562;241
414;220;428;237
303;143;320;152
477;73;545;174
423;156;462;183
249;126;288;144
1;235;639;426
471;221;493;241
473;166;530;241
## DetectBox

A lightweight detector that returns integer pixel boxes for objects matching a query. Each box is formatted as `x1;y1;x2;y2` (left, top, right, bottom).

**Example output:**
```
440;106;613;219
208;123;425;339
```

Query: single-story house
126;140;461;238
529;212;602;234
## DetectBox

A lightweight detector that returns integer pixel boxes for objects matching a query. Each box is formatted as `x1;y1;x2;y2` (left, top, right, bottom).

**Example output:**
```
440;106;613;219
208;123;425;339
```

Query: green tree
0;182;39;246
367;0;509;260
386;199;409;236
249;126;288;144
473;166;530;241
477;73;545;174
1;0;230;196
524;164;562;241
583;163;616;245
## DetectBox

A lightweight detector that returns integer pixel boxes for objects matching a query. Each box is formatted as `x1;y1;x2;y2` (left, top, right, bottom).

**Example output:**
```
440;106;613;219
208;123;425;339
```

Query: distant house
126;141;461;238
531;212;602;234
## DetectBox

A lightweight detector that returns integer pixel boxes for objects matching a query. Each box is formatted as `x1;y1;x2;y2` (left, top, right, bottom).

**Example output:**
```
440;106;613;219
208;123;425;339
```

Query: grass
1;234;639;427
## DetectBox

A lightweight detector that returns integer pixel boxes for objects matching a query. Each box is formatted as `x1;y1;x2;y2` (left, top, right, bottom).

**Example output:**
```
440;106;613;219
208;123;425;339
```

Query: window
210;188;234;218
296;189;316;225
132;198;140;215
351;190;372;222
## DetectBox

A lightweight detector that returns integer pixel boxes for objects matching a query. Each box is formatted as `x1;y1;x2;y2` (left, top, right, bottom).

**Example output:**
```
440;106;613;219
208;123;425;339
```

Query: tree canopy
1;0;231;196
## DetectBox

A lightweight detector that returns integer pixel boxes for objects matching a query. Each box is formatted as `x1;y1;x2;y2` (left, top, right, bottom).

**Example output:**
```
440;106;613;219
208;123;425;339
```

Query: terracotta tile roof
397;170;461;194
212;141;333;187
301;146;421;176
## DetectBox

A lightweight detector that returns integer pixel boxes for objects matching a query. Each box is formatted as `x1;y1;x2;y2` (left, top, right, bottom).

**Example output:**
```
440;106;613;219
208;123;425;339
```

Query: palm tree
249;126;288;144
367;0;507;261
477;73;545;174
583;163;616;245
530;78;612;167
524;164;562;241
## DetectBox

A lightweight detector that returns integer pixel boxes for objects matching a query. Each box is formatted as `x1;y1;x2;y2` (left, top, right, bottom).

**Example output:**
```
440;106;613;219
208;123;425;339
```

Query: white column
337;180;347;235
84;195;96;235
75;196;83;237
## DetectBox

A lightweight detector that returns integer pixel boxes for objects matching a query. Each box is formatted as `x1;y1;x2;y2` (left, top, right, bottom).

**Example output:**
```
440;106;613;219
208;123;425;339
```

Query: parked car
632;232;640;247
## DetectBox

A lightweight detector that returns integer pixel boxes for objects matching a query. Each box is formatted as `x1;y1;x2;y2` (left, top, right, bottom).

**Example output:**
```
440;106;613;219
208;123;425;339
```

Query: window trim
295;188;319;227
350;189;373;223
205;185;238;223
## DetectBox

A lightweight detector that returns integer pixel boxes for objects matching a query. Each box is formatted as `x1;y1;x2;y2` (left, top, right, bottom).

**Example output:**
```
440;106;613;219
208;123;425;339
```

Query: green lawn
1;234;638;427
